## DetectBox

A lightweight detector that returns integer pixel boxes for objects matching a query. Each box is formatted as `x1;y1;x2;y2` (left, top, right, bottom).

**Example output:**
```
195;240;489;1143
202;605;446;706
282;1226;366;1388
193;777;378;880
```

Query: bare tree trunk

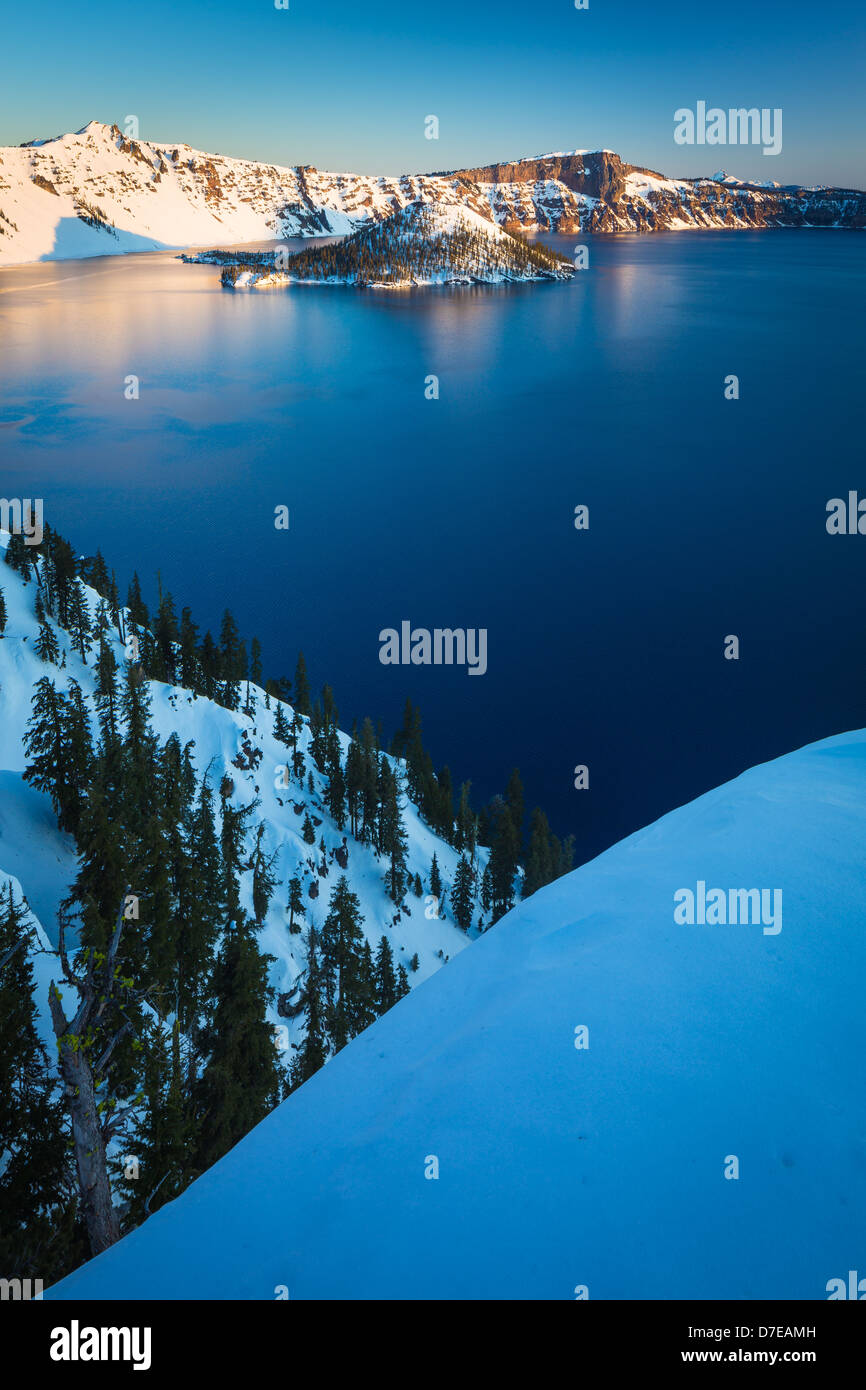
48;987;120;1255
48;890;133;1258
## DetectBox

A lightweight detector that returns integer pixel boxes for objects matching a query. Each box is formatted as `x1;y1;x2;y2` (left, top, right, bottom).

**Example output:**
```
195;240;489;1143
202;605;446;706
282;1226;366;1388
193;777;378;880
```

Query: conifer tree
66;777;129;967
505;768;525;853
176;775;223;1026
153;588;179;684
452;854;475;931
489;806;520;922
287;876;304;933
309;699;327;773
194;919;280;1171
291;715;306;783
131;812;175;995
179;608;200;691
374;935;398;1012
118;665;159;841
289;927;327;1088
251;823;279;926
35;617;60;664
67;579;91;662
378;760;407;902
302;812;316;845
80;549;110;598
325;740;346;830
0;586;6;634
23;677;77;832
94;632;120;744
321;682;338;729
63;678;95;838
157;734;196;892
437;764;455;841
456;780;476;855
199;630;220;700
359;719;380;843
273;703;291;747
320;875;366;1052
122;1018;191;1225
353;939;377;1034
219;791;257;929
345;737;363;838
237;640;249;711
524;807;555;898
126;572;149;629
108;571;123;643
250;637;263;688
481;862;492;915
390;697;419;761
4;530;33;579
219;609;242;710
558;834;576;878
430;852;442;900
293;651;311;715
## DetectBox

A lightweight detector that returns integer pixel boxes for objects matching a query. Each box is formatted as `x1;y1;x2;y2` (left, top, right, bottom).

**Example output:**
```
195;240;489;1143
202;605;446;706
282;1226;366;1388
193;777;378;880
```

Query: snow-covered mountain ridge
1;121;863;266
47;724;866;1299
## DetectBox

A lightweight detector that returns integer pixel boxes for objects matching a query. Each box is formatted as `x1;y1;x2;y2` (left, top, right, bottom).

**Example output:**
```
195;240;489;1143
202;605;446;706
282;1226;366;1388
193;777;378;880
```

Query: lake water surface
1;229;864;861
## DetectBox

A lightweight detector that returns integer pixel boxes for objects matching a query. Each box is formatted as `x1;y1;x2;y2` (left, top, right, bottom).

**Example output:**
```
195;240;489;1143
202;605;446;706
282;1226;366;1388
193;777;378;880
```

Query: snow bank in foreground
48;729;866;1299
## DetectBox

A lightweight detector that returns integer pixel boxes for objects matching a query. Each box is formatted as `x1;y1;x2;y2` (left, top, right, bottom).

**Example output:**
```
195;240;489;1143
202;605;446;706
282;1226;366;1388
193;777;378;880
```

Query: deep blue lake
1;228;864;862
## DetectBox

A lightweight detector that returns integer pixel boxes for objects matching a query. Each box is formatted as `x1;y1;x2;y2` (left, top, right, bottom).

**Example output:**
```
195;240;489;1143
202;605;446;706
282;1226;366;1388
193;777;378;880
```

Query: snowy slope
1;122;862;267
0;532;483;1078
47;727;866;1299
0;121;495;267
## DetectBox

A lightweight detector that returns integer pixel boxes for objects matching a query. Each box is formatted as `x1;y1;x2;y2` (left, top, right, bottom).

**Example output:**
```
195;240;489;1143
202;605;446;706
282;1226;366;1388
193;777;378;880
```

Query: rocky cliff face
0;123;862;265
452;149;866;233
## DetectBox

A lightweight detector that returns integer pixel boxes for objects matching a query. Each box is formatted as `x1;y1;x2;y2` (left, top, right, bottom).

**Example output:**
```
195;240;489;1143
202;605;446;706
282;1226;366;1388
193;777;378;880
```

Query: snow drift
47;728;866;1299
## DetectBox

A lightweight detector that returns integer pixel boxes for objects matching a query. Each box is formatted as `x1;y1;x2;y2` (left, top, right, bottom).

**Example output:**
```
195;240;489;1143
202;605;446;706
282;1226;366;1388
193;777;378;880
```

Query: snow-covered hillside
1;122;863;267
0;530;482;1076
46;726;866;1299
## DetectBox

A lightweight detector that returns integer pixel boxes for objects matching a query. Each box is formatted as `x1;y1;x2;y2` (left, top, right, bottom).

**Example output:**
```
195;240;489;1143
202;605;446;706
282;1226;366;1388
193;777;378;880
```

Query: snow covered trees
213;202;575;287
23;675;92;836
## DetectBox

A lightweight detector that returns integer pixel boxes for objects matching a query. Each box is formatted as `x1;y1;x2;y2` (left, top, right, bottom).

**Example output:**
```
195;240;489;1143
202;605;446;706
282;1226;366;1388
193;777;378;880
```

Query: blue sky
1;0;864;185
